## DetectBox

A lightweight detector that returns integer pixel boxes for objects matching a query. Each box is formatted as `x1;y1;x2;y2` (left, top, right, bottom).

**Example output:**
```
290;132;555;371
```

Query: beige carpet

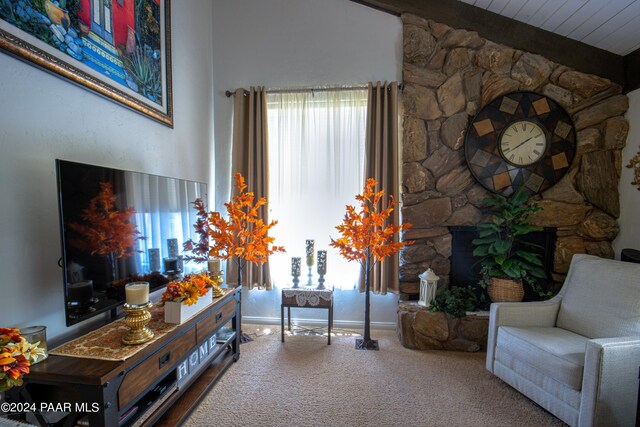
185;325;565;427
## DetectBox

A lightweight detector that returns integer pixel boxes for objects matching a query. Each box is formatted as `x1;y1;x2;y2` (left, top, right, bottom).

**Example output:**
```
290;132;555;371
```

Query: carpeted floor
185;325;566;427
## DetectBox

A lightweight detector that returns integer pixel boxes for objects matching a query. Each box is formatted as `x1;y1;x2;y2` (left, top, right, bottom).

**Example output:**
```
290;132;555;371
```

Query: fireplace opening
449;226;557;302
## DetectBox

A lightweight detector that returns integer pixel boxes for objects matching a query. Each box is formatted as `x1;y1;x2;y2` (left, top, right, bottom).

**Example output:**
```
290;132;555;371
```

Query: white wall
615;88;640;257
211;0;403;327
0;1;215;341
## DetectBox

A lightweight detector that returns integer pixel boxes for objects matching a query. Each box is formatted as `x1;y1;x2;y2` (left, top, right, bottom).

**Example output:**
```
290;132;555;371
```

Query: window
267;88;368;289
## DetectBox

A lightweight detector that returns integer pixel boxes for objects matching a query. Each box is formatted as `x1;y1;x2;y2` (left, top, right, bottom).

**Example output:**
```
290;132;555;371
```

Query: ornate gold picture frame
0;0;173;127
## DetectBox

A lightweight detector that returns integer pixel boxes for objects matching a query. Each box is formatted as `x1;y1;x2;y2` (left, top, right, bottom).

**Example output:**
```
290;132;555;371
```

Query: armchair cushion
556;254;640;338
495;326;588;390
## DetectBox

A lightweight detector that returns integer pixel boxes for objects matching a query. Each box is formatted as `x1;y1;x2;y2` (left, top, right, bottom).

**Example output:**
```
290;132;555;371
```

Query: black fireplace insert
449;225;557;301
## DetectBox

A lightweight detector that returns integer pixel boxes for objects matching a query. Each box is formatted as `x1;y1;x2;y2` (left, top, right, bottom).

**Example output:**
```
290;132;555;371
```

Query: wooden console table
281;288;333;345
10;287;241;427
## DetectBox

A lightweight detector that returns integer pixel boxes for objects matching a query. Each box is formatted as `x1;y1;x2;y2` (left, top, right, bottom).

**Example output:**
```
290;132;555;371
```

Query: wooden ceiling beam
625;47;640;93
350;0;627;89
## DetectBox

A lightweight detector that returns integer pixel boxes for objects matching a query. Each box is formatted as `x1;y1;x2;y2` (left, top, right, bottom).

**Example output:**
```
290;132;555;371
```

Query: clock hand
508;136;534;152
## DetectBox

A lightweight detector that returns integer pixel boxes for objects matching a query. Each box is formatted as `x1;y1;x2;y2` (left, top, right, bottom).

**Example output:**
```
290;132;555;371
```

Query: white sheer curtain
267;87;368;289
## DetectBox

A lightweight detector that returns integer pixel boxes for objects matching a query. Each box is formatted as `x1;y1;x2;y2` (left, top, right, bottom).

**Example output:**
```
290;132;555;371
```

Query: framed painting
0;0;173;127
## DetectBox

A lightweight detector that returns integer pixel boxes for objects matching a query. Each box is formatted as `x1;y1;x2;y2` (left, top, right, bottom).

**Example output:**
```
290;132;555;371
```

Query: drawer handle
216;312;223;322
159;352;171;368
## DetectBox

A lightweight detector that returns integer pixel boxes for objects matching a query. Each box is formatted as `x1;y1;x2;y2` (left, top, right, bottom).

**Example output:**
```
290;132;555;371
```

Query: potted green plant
472;189;546;302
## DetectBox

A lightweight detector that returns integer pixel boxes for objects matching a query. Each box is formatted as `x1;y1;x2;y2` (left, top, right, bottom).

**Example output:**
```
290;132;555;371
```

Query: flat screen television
56;159;207;326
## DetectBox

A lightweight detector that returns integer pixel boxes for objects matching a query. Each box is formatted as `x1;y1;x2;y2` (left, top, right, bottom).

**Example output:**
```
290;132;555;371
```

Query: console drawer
118;327;196;409
196;298;236;342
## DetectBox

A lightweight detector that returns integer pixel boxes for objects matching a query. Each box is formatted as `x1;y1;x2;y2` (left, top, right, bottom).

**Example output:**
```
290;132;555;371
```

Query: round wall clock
464;91;576;196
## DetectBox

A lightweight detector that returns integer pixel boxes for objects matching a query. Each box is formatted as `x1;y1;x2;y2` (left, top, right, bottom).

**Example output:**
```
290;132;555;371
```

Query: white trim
242;316;396;330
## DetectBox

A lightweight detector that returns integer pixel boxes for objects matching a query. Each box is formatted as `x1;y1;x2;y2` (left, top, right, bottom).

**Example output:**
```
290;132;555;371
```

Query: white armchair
486;254;640;426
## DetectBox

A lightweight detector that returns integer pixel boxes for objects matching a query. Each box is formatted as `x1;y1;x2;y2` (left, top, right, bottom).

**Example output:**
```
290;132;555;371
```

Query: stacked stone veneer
399;13;629;299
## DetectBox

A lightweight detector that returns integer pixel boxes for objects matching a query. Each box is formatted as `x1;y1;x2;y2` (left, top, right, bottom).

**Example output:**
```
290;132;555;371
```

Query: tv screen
56;159;207;326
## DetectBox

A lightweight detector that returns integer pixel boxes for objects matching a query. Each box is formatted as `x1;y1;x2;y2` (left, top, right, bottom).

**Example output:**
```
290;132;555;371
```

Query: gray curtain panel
363;81;400;295
229;86;273;290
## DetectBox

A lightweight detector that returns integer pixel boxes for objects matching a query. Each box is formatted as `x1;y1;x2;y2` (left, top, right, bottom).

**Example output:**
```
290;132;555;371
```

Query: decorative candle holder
305;240;314;286
208;259;225;298
122;302;154;345
148;248;161;272
317;250;327;290
291;257;301;288
210;274;224;297
167;238;179;258
163;257;181;280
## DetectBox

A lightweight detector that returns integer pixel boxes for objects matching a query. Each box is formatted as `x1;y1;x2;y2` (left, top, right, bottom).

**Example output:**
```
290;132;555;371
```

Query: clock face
464;92;576;196
499;120;548;166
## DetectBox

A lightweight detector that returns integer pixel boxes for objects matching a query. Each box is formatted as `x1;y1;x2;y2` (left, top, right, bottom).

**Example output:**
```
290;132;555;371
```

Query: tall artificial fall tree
206;172;285;286
331;178;412;350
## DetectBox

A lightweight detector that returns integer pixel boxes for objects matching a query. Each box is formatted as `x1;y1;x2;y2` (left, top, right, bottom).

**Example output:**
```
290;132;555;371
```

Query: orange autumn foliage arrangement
160;272;215;306
330;178;413;350
182;198;210;263
206;172;285;284
0;328;46;392
68;182;144;259
331;178;412;266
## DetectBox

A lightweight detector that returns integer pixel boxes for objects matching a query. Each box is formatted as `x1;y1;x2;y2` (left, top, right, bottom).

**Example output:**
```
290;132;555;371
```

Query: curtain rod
224;83;404;97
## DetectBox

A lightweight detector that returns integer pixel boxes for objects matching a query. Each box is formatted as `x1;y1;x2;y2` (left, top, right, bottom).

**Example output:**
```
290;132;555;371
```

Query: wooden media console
10;287;241;427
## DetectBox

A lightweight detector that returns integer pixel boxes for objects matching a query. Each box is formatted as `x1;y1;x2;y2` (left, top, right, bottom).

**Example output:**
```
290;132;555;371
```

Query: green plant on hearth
428;285;486;317
472;188;548;298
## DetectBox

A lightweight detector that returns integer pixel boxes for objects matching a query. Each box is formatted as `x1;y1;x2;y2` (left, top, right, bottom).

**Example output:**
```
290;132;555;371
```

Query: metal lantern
418;268;439;307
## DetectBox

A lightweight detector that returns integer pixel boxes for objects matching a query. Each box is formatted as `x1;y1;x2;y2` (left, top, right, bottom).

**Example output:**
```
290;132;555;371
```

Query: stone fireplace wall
399;13;629;300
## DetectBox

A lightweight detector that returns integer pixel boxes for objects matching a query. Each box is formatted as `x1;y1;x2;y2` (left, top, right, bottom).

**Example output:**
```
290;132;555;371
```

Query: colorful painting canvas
0;0;173;126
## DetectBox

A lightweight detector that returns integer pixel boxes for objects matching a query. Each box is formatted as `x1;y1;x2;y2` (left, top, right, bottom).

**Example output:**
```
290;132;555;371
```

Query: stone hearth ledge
397;301;489;352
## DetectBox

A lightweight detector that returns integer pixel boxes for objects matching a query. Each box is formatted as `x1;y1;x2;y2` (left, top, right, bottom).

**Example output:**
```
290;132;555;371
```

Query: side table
281;287;334;345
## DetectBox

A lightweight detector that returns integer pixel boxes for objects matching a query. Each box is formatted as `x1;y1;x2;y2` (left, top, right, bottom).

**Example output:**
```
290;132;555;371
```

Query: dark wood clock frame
464;91;576;196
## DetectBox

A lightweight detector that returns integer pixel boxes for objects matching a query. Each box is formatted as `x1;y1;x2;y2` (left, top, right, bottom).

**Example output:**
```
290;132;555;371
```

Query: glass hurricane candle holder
317;250;327;289
305;240;314;286
291;257;301;288
21;326;48;364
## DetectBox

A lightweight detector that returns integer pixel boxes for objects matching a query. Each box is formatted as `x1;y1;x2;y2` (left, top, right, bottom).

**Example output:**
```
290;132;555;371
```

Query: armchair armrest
486;296;562;372
579;337;640;427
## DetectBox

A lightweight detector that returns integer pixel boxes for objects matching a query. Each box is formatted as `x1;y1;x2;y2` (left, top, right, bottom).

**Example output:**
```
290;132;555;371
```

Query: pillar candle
208;257;221;273
125;281;149;306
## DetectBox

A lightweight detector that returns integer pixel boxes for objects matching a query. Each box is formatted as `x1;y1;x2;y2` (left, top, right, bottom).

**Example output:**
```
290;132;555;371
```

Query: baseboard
242;316;396;330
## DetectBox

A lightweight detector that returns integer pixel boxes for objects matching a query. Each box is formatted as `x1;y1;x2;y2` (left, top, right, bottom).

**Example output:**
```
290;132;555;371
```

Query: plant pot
44;0;71;30
164;288;213;324
487;277;524;302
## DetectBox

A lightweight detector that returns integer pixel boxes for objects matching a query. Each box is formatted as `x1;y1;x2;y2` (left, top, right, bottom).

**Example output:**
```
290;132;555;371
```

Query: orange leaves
0;329;31;392
207;172;285;264
182;198;212;263
330;178;412;268
161;272;214;306
68;182;144;259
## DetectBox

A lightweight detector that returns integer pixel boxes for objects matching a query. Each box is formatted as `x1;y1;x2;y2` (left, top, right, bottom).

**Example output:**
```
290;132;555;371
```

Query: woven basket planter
487;277;524;302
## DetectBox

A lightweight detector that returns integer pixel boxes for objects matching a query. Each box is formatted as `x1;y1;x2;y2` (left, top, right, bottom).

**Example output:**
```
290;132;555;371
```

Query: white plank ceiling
458;0;640;55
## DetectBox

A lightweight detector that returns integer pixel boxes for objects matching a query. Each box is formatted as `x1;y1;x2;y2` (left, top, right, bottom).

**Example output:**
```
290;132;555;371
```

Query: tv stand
12;287;241;427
